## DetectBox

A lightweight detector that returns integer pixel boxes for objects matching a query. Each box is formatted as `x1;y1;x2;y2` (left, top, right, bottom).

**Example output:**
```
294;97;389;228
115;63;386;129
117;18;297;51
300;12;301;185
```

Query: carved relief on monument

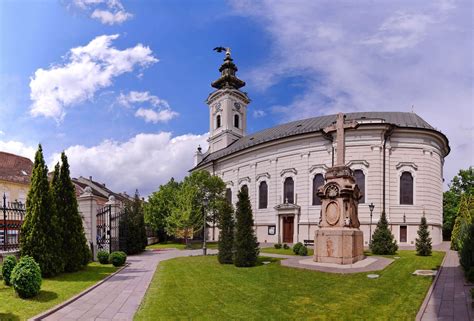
325;202;339;226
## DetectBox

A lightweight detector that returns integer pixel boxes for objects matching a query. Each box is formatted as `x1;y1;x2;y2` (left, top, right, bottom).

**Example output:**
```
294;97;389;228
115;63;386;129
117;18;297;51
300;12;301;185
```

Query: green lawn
135;251;444;320
260;247;314;256
146;241;218;251
0;262;117;321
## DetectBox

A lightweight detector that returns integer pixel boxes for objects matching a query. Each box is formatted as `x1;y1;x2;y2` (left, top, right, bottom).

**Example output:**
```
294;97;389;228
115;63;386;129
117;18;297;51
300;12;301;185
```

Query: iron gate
96;204;126;253
1;193;25;252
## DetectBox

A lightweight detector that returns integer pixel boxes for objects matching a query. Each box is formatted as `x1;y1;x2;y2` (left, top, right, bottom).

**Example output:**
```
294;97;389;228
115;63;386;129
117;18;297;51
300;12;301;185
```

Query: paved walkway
419;245;473;321
38;249;215;321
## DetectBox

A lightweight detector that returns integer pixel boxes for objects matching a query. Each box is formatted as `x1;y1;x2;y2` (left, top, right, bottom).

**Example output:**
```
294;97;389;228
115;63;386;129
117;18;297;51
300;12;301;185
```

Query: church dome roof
193;111;449;169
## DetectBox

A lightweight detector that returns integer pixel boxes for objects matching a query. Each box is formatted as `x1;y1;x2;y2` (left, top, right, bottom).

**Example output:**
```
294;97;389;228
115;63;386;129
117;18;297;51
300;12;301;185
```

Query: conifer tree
370;211;398;255
217;200;234;264
120;191;147;255
53;152;90;271
416;215;432;256
233;189;259;267
20;145;64;277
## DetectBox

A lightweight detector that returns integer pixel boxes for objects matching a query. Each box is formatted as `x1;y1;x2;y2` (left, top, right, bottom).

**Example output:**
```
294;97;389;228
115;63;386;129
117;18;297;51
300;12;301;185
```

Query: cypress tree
20;145;64;277
217;200;234;264
370;211;398;255
120;191;147;255
416;215;432;256
53;152;90;272
234;189;259;267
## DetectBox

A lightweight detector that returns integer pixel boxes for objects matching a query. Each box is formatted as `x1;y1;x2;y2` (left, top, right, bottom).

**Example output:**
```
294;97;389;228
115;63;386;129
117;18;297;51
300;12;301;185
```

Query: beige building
192;51;450;246
0;151;33;206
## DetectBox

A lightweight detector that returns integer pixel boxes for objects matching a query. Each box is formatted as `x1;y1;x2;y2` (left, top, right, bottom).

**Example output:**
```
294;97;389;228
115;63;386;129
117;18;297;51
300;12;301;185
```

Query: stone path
419;246;473;321
38;249;215;321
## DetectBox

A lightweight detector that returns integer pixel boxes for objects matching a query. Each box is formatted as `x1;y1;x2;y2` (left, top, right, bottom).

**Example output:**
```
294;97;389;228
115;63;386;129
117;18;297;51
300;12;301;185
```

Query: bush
298;245;308;256
460;222;474;272
465;267;474;283
416;216;432;256
283;244;289;250
2;255;17;286
293;242;303;255
274;243;282;249
109;251;127;267
97;250;109;264
11;256;42;298
370;211;398;255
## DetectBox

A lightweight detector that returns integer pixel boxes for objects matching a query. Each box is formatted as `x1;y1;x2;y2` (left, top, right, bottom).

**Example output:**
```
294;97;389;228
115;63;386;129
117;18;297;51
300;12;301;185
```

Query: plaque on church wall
268;225;276;235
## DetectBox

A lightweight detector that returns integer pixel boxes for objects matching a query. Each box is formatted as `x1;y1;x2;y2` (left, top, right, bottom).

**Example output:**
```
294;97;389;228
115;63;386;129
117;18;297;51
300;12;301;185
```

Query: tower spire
211;47;246;90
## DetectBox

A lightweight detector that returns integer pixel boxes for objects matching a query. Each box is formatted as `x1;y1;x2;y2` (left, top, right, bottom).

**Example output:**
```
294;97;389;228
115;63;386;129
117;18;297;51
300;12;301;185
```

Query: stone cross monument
314;113;365;264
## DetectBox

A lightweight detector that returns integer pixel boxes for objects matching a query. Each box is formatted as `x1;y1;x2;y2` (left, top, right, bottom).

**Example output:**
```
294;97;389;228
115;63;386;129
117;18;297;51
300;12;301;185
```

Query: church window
312;174;324;205
400;172;414;205
225;188;232;204
241;184;248;195
216;115;221;128
283;177;294;204
354;170;365;203
259;181;268;209
234;114;240;128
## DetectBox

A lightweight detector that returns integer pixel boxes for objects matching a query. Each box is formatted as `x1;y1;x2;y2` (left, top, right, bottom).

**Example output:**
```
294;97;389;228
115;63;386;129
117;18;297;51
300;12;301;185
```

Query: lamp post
202;197;209;256
368;202;375;246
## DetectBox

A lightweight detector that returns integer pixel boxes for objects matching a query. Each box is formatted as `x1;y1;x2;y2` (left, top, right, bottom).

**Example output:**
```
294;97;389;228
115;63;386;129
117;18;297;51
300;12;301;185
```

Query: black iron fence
1;193;25;252
96;205;126;254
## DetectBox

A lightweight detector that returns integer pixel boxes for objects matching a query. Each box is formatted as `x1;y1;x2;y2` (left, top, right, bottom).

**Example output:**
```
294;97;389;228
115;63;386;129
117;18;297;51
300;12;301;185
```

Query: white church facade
192;49;450;246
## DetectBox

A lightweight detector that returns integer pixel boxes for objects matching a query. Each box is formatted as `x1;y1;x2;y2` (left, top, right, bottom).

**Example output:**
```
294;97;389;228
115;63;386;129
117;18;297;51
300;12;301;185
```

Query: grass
0;262;117;321
260;247;314;256
135;250;444;320
146;241;218;251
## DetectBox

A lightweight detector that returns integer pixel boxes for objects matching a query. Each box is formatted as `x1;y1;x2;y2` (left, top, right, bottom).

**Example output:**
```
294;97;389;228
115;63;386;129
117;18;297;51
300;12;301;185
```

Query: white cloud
231;0;473;186
135;108;178;123
73;0;132;25
117;91;178;123
0;140;36;160
252;109;266;118
29;34;157;121
50;132;209;196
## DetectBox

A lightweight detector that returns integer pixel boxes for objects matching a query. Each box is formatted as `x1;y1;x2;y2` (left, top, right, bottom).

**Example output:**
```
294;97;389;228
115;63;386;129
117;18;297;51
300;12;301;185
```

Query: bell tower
206;48;250;153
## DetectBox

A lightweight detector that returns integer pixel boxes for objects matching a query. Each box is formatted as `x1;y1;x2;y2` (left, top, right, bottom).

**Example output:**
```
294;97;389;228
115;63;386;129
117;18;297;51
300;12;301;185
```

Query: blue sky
0;0;472;196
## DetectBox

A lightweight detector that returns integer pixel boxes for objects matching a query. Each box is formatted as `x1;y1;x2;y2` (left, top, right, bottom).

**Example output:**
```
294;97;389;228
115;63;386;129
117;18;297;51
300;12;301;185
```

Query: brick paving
38;249;216;321
419;244;473;321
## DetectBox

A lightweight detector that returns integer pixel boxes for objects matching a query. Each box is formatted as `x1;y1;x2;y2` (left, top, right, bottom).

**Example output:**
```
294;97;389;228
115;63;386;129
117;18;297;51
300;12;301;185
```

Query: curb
28;263;129;321
415;250;448;321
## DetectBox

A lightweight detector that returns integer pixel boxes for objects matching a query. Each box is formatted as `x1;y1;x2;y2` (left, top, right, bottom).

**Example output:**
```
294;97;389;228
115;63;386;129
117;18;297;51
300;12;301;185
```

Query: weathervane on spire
213;46;231;56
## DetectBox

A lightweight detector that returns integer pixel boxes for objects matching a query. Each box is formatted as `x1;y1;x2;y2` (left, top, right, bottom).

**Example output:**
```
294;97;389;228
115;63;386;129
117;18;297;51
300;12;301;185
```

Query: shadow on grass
0;313;20;321
51;265;117;282
33;290;58;302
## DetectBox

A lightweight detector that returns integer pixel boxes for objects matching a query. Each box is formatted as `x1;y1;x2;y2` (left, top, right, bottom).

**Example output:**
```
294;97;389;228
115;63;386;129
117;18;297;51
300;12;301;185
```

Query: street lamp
368;202;375;246
202;197;209;256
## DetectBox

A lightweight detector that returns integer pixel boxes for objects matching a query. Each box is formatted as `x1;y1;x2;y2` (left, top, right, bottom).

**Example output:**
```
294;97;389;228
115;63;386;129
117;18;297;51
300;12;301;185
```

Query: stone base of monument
314;228;364;265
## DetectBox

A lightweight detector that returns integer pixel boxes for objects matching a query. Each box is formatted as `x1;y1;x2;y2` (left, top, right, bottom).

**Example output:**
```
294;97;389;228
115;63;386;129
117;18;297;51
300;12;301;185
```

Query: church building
192;50;450;246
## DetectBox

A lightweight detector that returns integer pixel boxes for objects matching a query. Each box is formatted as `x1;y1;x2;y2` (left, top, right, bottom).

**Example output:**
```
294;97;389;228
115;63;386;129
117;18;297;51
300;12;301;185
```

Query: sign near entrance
268;225;276;235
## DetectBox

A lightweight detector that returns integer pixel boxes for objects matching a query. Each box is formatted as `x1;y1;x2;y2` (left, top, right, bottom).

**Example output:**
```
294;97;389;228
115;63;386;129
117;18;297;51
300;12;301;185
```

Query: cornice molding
256;172;271;181
280;168;297;177
396;162;418;170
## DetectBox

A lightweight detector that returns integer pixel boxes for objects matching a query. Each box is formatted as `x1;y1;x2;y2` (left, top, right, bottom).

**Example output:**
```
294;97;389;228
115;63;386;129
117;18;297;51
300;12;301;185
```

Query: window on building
241;184;248;195
216;115;221;128
312;174;324;205
259;181;268;209
225;188;232;204
283;177;294;204
234;114;240;128
354;170;365;203
400;172;414;205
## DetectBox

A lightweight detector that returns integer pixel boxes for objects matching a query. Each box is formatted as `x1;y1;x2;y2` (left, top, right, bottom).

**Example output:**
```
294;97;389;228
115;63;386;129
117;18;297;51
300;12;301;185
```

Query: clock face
234;102;241;111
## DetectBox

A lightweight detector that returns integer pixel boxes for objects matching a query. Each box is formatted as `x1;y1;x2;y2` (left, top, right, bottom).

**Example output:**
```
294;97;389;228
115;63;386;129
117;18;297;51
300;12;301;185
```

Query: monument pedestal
314;228;364;264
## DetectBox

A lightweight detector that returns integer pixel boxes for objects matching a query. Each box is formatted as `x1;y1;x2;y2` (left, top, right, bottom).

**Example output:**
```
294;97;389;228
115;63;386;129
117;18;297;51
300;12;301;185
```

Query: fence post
78;187;98;260
3;193;7;251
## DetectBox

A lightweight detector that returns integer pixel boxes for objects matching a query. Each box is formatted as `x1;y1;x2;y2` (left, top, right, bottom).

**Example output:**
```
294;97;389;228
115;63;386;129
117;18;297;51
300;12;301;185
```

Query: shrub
460;222;474;271
370;211;398;255
109;251;127;267
293;242;303;255
465;267;474;283
416;216;432;256
11;256;42;298
97;250;109;264
2;255;17;286
274;243;282;249
298;245;308;256
283;244;289;250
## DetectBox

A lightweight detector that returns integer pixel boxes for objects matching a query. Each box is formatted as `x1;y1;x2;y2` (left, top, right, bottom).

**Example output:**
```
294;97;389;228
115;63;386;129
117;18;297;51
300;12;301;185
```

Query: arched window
283;177;294;204
216;115;221;128
234;114;240;128
225;188;232;204
354;170;365;203
312;174;324;205
241;184;248;195
259;181;268;209
400;172;414;205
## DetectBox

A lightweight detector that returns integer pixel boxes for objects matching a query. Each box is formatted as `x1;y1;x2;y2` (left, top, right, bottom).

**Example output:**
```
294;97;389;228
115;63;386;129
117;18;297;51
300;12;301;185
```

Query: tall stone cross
323;113;359;166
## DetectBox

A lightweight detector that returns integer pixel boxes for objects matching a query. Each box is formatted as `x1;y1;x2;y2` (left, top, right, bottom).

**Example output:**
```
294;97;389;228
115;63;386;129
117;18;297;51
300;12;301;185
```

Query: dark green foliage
416;216;432;256
274;243;282;249
460;222;474;274
97;251;109;264
20;145;64;277
233;189;259;267
298;246;308;256
109;251;127;267
11;256;42;298
451;194;473;251
52;153;91;272
217;200;234;264
283;244;289;250
293;242;303;254
120;190;148;255
2;255;17;286
370;211;398;255
465;267;474;283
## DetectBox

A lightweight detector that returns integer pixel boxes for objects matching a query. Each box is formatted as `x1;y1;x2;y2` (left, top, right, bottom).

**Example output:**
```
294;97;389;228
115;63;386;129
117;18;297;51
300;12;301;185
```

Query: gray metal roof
195;112;446;168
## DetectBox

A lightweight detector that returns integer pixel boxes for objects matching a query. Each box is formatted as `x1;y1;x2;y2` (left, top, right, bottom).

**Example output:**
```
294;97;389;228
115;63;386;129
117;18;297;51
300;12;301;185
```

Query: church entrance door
282;216;294;243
